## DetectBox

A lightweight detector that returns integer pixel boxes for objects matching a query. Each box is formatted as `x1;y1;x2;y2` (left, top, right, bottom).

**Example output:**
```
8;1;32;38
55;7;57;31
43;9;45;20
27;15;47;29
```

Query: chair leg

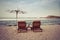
17;29;21;33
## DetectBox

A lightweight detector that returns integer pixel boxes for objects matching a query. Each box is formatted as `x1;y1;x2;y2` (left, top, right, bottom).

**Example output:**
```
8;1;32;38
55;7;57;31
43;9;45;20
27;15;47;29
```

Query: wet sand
0;25;60;40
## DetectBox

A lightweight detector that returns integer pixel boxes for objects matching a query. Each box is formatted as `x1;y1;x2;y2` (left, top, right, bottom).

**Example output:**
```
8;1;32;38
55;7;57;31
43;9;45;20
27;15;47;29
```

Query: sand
0;25;60;40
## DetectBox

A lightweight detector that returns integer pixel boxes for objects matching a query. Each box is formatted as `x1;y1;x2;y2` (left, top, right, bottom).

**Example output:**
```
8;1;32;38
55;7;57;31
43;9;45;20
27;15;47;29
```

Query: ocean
0;18;60;26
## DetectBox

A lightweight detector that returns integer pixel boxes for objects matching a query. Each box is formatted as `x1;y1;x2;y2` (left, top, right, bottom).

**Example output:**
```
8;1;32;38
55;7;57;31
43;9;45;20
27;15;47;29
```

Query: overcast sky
0;0;60;18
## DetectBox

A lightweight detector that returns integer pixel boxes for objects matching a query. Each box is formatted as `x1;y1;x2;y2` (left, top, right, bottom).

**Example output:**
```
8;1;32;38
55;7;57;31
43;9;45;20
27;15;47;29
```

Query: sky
0;0;60;18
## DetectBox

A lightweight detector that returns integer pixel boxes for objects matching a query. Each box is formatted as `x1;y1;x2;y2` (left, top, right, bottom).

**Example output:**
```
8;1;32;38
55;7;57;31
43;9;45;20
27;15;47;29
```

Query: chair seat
18;21;27;33
32;20;43;32
33;28;42;32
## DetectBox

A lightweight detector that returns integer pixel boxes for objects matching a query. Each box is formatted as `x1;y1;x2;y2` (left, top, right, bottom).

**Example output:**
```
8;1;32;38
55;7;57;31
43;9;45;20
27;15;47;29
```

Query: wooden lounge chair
18;21;27;33
31;20;42;32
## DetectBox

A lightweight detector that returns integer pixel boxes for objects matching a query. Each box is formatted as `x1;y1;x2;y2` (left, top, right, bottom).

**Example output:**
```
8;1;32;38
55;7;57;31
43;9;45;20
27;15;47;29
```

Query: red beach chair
31;20;42;32
18;21;27;33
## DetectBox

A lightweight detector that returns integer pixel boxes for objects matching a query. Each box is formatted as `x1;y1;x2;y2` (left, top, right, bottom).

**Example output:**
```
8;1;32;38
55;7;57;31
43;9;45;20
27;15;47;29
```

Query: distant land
46;15;60;18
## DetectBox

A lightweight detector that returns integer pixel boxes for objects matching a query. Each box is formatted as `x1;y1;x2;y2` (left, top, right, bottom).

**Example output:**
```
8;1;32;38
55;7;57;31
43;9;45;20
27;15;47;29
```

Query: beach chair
31;20;42;32
18;21;27;33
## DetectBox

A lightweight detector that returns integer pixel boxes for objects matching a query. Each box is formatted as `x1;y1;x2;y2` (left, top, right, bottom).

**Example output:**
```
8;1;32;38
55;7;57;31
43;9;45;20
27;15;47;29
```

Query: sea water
0;18;60;26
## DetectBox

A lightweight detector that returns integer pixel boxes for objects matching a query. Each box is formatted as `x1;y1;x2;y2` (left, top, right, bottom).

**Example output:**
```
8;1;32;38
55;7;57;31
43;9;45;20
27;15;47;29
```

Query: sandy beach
0;25;60;40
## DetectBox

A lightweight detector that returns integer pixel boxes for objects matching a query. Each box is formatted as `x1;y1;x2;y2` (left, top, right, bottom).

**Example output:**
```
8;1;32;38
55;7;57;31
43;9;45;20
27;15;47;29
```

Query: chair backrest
33;21;41;28
18;21;26;29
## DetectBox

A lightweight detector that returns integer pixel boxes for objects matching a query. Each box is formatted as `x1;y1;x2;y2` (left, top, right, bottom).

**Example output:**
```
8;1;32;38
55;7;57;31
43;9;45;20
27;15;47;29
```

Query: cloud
40;0;60;9
0;0;60;18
